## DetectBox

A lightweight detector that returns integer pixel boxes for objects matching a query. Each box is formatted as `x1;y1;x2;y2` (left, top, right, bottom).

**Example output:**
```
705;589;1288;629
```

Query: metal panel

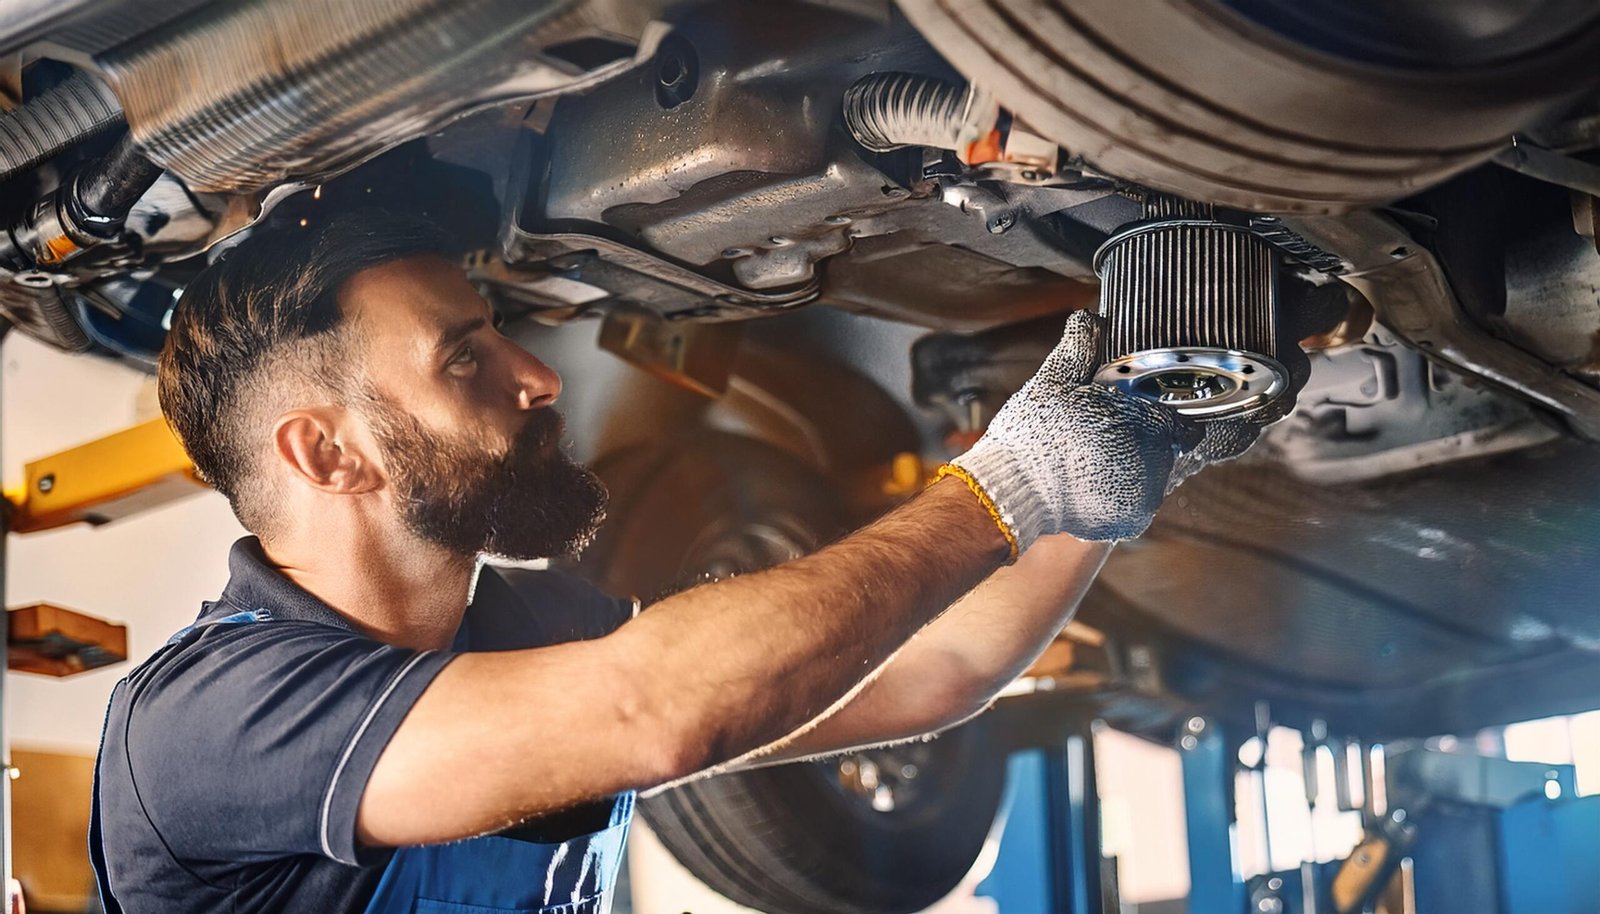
1497;796;1600;914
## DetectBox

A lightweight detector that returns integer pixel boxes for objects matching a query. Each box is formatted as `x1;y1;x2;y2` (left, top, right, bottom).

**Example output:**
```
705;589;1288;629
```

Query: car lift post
979;713;1107;914
987;711;1250;914
1044;723;1102;914
1180;715;1244;914
1015;718;1108;914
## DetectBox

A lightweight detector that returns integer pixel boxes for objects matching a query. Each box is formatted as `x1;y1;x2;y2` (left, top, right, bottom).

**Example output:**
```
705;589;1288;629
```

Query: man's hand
950;310;1279;548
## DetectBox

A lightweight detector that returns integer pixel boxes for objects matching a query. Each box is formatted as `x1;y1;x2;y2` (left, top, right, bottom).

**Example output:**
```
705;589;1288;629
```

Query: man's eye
449;345;476;367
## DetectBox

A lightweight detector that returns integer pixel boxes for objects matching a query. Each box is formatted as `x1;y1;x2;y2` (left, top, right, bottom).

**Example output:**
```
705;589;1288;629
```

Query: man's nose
509;346;562;410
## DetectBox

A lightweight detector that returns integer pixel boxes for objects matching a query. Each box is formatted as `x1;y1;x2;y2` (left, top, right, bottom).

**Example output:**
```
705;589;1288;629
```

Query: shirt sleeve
120;621;455;866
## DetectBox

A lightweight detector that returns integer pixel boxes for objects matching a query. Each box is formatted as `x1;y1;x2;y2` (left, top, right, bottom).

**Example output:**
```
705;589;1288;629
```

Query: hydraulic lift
974;707;1600;914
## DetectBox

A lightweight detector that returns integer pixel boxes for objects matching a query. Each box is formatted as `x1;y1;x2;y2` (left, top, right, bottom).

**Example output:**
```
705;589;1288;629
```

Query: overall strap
164;608;273;645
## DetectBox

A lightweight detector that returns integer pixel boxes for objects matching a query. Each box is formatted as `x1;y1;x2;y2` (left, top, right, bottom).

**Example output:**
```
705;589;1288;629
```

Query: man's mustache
503;408;567;467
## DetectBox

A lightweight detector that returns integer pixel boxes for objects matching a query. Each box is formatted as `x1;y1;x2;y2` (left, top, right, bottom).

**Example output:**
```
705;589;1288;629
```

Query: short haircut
157;208;446;534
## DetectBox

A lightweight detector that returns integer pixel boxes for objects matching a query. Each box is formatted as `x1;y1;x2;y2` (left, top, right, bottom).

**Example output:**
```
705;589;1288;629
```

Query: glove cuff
934;463;1020;563
948;445;1050;556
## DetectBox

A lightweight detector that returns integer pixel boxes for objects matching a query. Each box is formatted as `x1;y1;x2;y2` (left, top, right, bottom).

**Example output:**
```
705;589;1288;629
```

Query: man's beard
365;397;607;561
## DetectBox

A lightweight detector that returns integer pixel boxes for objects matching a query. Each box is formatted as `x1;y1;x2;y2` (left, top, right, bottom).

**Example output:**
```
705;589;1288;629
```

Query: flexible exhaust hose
0;71;123;183
0;285;92;351
842;71;995;154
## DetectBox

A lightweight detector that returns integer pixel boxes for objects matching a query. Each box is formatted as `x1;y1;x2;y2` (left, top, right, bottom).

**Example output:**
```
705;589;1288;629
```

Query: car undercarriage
2;0;1598;910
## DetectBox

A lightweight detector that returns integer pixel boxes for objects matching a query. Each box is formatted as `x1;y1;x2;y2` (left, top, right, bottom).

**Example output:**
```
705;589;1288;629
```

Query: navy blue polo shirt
91;537;636;913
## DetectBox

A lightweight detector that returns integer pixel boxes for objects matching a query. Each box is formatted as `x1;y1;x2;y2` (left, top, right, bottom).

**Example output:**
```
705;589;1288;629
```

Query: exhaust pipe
97;0;650;194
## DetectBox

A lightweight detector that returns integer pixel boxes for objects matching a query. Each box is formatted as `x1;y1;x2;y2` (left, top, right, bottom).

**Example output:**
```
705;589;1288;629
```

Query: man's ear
272;407;383;494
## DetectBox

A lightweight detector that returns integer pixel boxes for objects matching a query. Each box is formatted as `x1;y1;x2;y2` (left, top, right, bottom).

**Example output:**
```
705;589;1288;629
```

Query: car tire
643;723;1007;914
576;431;1008;914
896;0;1600;213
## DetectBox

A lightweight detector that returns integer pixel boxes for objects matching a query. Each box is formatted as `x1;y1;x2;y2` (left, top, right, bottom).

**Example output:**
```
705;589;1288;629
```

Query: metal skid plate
499;0;1103;328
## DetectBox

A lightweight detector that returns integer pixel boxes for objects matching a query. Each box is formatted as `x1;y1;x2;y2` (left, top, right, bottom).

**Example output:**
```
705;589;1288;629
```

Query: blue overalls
361;794;633;914
91;607;635;914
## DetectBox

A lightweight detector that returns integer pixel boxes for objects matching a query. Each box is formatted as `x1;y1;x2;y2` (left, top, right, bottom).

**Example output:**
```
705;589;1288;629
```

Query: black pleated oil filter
1092;200;1289;420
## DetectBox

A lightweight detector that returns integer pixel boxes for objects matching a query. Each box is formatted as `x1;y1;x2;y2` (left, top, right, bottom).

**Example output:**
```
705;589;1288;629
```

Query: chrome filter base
1095;347;1288;419
1094;197;1289;420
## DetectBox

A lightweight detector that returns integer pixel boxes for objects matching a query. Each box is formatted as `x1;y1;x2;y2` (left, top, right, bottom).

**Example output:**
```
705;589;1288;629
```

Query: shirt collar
216;537;360;630
214;537;510;646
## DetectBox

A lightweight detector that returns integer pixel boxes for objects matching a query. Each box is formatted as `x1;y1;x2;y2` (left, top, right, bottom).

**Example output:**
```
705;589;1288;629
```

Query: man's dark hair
158;208;447;535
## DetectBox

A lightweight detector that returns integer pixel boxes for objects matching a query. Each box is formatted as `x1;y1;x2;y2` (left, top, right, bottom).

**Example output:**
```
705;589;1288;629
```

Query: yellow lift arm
6;418;204;534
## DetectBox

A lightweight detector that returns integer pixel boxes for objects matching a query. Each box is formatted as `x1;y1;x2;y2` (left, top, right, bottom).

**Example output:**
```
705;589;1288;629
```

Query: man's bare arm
721;532;1111;767
358;477;1008;846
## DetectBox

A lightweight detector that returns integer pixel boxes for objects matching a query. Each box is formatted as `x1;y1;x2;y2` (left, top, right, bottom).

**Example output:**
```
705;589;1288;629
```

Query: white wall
3;334;246;756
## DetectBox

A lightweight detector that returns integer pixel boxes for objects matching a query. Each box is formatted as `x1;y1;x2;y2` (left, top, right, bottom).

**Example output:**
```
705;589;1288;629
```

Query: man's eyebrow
434;315;488;353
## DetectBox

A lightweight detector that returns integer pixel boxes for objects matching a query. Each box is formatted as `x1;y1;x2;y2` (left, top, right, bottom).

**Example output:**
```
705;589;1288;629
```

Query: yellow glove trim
934;463;1020;564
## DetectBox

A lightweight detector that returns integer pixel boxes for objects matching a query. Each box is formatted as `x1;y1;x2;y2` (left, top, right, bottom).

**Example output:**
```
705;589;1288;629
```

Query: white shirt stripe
319;651;435;862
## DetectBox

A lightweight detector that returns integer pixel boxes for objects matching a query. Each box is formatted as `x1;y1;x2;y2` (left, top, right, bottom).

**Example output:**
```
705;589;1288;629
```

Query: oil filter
1093;197;1289;419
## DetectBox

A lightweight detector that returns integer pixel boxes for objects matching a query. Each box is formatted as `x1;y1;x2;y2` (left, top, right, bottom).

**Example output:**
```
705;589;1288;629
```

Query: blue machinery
975;717;1600;914
977;726;1105;914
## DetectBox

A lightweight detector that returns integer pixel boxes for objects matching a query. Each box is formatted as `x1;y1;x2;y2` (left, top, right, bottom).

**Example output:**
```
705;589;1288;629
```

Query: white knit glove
946;311;1231;551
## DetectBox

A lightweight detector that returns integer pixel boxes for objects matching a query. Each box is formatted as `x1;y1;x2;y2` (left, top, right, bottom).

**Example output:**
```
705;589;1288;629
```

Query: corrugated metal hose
842;71;994;155
0;71;122;183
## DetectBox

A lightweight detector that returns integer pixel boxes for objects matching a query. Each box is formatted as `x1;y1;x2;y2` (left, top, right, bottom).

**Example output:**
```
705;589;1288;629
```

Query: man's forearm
743;533;1110;763
609;476;1010;776
895;532;1111;704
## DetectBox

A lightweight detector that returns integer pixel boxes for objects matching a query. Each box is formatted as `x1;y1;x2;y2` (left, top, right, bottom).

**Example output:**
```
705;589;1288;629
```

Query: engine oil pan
1093;202;1289;420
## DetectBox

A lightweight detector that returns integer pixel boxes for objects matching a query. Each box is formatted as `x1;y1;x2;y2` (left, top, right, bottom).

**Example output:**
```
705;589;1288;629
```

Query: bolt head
37;474;55;493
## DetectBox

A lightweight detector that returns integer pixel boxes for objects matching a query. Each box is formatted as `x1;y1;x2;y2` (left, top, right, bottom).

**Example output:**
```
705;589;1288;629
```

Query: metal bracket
1282;211;1600;441
1494;137;1600;198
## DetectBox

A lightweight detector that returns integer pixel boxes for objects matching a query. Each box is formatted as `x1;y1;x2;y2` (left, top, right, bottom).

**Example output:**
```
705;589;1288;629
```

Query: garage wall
3;334;245;755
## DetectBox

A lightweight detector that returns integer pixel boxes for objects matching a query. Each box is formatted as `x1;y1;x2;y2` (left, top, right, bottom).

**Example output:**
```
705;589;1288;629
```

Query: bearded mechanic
89;210;1273;912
